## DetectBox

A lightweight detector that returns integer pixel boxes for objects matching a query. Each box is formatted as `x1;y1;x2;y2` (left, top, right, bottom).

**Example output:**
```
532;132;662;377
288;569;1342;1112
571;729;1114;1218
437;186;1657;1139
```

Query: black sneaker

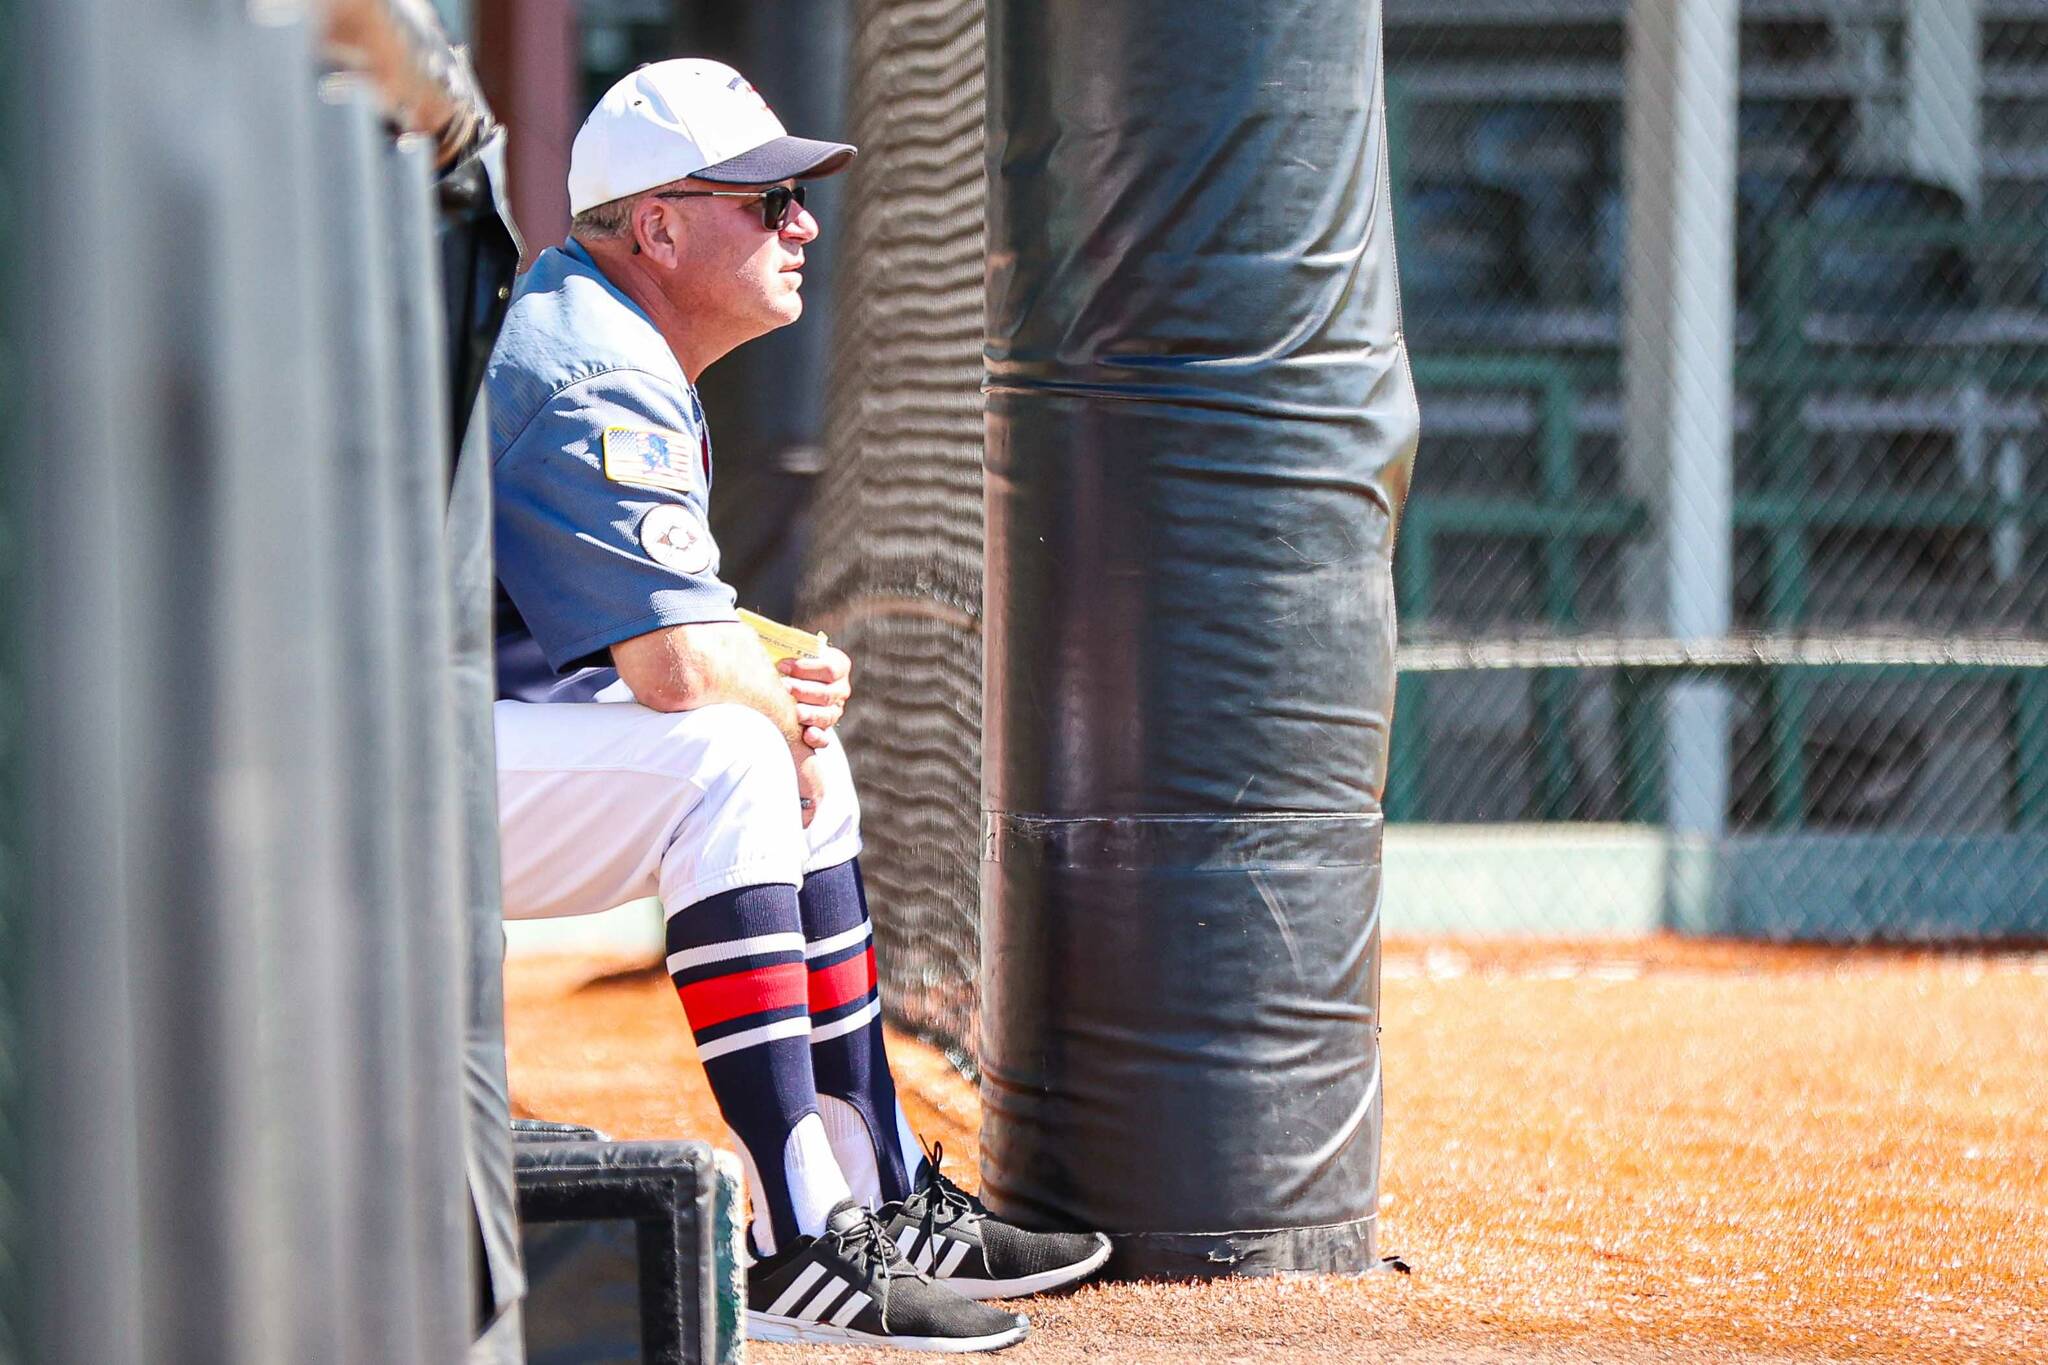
880;1146;1113;1300
747;1199;1030;1352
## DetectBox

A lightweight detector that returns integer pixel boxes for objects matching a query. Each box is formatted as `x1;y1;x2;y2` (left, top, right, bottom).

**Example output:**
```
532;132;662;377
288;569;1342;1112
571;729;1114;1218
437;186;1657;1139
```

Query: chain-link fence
801;0;989;1059
1385;0;2048;939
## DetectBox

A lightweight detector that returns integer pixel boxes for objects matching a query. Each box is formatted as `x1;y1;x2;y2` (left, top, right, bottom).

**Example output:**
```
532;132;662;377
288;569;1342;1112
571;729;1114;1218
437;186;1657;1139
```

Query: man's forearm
698;644;805;752
614;621;806;753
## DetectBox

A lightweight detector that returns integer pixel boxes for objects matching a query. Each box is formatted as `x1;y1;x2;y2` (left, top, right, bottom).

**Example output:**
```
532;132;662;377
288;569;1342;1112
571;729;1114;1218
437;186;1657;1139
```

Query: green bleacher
1384;2;2048;841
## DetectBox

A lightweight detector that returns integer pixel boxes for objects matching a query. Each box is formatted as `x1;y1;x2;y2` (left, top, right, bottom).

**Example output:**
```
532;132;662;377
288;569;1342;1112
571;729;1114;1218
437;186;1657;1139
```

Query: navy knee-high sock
667;883;849;1255
799;858;923;1204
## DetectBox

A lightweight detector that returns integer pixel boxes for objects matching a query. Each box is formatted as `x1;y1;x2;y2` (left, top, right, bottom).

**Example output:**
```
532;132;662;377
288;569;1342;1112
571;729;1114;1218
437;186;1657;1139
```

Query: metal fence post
1624;0;1738;841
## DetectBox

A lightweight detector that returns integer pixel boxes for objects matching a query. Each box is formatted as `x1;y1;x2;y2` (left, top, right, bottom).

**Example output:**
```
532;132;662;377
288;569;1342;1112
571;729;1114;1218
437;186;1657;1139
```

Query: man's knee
671;704;788;774
681;704;800;809
656;706;807;905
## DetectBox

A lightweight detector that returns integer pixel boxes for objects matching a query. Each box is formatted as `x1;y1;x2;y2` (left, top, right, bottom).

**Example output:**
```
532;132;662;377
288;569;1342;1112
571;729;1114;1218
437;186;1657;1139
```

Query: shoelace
825;1205;915;1326
911;1141;985;1251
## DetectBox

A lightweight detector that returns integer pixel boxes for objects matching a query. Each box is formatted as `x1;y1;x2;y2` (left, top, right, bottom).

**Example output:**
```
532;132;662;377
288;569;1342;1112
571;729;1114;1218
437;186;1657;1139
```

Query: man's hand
779;645;852;750
613;624;843;825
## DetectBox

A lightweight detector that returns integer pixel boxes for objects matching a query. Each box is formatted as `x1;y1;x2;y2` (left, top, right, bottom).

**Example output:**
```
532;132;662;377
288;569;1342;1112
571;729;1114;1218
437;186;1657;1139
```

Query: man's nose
783;204;820;245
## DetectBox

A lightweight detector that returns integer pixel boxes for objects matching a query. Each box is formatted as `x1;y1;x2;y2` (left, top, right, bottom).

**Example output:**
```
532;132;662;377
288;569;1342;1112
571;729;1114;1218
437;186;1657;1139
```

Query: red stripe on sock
677;962;808;1031
808;947;878;1014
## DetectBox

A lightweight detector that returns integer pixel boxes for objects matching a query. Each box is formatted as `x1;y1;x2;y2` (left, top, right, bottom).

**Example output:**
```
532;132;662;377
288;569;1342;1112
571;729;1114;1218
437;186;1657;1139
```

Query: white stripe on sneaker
803;922;872;960
938;1239;972;1276
894;1225;922;1262
798;1279;846;1321
808;998;882;1045
695;1015;812;1062
667;930;806;976
766;1262;829;1317
827;1289;871;1327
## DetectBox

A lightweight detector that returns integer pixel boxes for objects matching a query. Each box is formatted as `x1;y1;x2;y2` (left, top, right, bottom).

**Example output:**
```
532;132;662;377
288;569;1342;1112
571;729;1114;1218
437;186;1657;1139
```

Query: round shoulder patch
638;505;715;576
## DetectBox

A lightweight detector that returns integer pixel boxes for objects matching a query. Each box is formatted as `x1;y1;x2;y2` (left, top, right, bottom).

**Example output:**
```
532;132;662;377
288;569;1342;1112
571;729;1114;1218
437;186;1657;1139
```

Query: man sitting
486;59;1109;1352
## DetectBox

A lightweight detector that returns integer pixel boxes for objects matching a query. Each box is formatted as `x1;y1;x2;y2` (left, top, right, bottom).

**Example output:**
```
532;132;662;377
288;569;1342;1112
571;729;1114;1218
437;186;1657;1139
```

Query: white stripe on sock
803;921;872;960
666;930;806;977
694;1015;812;1062
807;998;882;1045
767;1262;829;1317
828;1289;871;1327
799;1278;847;1322
938;1239;972;1276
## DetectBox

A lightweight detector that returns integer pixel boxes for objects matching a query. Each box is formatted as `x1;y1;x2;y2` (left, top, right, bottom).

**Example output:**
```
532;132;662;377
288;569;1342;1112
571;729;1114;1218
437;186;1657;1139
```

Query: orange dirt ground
504;939;2048;1364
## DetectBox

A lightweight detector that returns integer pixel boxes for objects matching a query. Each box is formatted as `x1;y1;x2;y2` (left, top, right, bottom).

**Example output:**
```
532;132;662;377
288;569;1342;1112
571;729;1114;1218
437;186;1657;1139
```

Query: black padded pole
979;0;1417;1278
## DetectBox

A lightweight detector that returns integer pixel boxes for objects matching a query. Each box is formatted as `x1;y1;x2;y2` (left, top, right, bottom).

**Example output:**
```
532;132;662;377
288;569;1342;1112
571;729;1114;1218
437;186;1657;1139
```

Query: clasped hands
779;645;852;748
782;646;851;828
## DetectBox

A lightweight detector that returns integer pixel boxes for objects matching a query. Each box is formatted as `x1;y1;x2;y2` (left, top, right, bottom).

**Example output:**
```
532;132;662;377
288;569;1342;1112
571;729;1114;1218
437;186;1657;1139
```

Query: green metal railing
1392;219;2048;832
1389;358;1642;823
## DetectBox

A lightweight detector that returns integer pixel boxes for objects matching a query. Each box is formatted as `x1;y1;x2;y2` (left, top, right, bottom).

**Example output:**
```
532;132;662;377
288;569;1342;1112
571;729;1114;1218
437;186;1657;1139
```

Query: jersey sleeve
493;368;739;674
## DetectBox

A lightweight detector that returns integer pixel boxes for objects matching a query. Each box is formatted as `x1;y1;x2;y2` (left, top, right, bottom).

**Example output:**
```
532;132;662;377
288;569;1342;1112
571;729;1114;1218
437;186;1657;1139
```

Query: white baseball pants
493;699;863;920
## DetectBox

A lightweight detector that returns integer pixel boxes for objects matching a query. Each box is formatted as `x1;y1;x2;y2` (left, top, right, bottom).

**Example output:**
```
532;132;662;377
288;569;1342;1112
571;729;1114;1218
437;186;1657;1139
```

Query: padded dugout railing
5;4;521;1360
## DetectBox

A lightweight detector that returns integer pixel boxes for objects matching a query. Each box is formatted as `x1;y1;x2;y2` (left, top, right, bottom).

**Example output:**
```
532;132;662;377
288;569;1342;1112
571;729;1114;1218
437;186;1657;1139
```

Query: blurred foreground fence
4;3;516;1361
810;0;2048;1066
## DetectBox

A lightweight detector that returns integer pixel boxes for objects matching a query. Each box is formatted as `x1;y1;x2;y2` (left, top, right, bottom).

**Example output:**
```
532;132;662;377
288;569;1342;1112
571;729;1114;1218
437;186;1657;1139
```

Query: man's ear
632;199;681;262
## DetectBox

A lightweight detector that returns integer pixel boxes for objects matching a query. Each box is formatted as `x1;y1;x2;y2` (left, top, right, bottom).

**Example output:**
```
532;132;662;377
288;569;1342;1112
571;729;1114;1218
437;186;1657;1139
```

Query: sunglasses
656;183;806;232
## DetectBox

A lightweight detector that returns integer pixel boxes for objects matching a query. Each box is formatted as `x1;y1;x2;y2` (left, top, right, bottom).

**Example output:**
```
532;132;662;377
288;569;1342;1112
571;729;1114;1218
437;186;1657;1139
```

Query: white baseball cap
568;59;857;216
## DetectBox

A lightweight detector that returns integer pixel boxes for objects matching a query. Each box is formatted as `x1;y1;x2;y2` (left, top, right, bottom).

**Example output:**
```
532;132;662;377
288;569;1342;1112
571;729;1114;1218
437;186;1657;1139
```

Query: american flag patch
602;426;695;494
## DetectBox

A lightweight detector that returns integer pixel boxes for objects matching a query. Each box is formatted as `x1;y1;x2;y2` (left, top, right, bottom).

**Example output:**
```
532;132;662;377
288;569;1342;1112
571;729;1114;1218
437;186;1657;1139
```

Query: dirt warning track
506;939;2048;1363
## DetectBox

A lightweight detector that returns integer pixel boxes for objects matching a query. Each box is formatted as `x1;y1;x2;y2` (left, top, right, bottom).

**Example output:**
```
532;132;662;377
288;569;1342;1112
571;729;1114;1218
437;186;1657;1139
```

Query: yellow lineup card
738;608;828;663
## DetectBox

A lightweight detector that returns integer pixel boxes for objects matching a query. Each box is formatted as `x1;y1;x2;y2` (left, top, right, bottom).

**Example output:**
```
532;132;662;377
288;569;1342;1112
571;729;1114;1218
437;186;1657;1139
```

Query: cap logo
725;75;771;113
